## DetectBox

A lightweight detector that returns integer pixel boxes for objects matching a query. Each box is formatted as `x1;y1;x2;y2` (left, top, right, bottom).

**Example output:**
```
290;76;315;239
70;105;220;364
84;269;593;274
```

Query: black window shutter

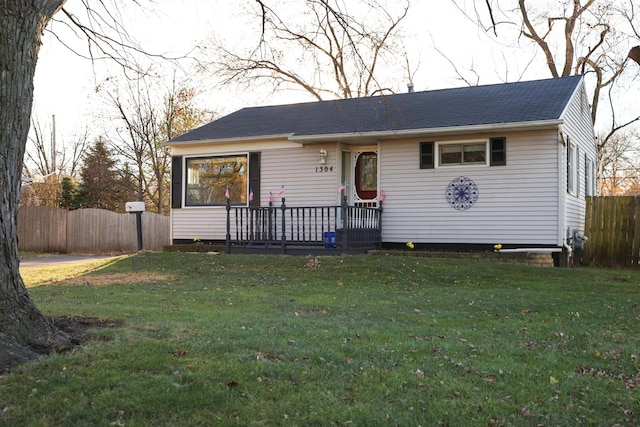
490;137;506;166
249;152;261;205
420;142;434;169
171;156;182;209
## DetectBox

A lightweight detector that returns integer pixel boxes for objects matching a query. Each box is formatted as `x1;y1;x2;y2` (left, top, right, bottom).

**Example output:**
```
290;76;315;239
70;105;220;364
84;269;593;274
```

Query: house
165;75;596;265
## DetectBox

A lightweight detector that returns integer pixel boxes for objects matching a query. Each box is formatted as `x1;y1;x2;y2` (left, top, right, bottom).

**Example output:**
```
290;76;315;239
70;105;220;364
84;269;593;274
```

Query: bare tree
597;129;640;195
465;0;638;122
1;0;173;370
1;0;69;372
22;116;89;206
104;74;213;214
25;117;57;179
457;0;640;194
204;0;411;100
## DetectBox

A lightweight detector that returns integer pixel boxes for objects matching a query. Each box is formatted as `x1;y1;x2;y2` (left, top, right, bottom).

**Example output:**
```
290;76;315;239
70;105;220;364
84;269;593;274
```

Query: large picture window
186;155;248;206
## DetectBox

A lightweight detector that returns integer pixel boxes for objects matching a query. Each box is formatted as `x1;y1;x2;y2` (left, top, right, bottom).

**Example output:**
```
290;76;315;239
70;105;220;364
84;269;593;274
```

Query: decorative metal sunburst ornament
445;176;479;211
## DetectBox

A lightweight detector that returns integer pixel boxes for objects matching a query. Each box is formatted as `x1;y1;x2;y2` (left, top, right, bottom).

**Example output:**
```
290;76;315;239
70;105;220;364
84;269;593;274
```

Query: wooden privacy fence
18;206;170;253
583;196;640;267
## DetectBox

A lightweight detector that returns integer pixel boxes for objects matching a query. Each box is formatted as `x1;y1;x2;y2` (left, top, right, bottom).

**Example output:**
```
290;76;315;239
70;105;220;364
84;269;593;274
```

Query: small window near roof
419;142;434;169
439;142;486;166
490;137;506;166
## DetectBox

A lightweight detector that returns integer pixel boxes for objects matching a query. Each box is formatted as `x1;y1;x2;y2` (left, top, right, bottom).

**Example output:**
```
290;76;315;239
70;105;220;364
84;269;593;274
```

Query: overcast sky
31;0;617;146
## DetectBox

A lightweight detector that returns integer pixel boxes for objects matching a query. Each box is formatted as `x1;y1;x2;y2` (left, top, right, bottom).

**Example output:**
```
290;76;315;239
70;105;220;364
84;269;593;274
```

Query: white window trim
435;139;489;168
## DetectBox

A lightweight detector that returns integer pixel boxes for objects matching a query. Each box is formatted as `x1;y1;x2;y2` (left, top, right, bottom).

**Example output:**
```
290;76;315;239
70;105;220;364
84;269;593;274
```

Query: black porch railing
225;197;383;254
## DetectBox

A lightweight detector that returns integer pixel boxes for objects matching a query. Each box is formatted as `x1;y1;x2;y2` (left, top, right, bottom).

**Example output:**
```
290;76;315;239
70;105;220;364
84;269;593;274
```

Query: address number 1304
316;166;334;173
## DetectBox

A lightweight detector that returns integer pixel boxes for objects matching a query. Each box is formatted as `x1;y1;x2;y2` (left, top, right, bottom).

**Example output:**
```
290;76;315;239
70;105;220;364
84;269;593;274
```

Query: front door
352;150;378;207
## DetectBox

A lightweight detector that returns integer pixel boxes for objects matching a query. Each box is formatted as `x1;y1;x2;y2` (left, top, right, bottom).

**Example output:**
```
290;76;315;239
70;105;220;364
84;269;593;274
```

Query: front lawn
2;252;639;426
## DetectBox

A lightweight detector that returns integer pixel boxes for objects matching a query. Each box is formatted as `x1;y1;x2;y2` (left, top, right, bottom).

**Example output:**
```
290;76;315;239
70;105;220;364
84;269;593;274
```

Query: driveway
19;255;121;270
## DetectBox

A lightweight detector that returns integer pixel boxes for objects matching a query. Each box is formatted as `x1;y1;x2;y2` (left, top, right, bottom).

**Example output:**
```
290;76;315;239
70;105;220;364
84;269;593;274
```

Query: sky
31;0;629;153
33;0;535;145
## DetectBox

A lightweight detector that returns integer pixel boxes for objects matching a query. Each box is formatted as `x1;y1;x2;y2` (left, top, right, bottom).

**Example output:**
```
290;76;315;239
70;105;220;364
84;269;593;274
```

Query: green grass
20;255;128;287
2;252;639;426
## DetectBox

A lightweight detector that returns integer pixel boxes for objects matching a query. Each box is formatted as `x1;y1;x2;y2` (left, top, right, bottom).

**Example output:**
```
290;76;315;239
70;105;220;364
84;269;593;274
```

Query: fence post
225;197;231;253
268;201;273;243
377;199;384;248
341;196;348;254
633;196;640;266
249;207;255;243
281;198;286;254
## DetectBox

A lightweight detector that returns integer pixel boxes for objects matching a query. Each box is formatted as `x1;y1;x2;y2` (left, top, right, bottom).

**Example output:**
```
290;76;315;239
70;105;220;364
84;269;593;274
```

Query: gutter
164;133;295;147
289;119;564;143
499;248;563;253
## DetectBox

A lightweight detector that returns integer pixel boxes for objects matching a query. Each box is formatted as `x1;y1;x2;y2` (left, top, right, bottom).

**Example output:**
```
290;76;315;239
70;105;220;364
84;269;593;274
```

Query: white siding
560;81;597;234
168;81;595;247
379;131;560;245
260;145;340;207
170;142;341;240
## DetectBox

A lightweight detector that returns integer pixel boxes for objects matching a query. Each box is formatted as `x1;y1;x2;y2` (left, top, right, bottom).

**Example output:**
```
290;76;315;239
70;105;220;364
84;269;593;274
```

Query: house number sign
445;176;479;211
315;166;334;173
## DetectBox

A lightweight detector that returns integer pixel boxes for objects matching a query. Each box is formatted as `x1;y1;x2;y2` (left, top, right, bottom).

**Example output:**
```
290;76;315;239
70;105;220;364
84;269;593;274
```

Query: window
419;142;434;169
567;138;576;194
420;138;505;169
586;157;594;197
576;145;581;195
439;142;486;166
185;155;248;206
490;137;506;166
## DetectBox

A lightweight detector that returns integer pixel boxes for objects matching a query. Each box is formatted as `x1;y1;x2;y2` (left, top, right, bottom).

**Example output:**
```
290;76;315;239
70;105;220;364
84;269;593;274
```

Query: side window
567;138;576;194
576;145;581;195
586;157;594;197
420;142;434;169
490;137;506;166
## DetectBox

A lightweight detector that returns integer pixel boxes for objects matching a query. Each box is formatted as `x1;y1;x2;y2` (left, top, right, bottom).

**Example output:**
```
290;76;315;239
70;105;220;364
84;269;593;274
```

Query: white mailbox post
125;202;145;251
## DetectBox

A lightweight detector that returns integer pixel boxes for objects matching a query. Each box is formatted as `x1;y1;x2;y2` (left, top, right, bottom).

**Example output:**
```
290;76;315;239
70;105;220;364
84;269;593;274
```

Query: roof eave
164;133;295;147
288;120;565;143
163;120;564;146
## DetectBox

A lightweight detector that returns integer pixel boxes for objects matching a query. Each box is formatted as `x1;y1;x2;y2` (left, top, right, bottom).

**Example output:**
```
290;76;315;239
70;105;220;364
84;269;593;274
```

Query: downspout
558;128;572;264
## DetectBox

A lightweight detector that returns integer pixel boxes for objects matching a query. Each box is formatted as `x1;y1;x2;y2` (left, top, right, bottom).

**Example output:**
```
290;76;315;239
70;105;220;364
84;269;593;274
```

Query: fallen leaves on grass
577;367;640;389
54;272;175;286
303;258;321;268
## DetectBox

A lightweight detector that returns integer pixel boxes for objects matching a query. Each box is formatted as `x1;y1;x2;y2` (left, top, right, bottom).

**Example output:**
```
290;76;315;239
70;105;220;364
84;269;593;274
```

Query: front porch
225;197;383;255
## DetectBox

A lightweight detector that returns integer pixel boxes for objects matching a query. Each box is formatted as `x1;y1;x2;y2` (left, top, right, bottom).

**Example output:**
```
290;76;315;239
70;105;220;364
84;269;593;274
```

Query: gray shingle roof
170;75;582;143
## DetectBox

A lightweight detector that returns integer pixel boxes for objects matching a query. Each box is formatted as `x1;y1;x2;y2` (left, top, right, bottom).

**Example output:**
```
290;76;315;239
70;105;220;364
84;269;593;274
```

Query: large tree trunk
0;1;68;370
